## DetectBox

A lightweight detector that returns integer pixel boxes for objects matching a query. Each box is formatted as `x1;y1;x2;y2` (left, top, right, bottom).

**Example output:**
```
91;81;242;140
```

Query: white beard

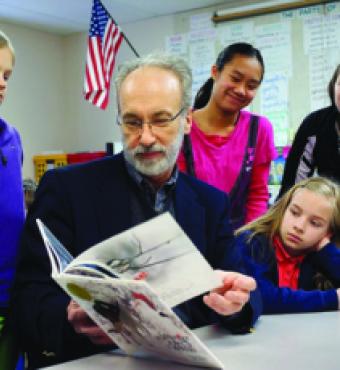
123;123;184;177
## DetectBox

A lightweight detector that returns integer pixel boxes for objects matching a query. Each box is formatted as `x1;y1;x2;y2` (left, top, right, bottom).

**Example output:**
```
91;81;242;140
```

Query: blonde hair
236;177;340;244
0;30;15;65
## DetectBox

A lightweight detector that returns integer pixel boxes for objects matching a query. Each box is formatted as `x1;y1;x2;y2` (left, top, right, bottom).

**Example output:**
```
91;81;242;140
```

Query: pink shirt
178;110;277;223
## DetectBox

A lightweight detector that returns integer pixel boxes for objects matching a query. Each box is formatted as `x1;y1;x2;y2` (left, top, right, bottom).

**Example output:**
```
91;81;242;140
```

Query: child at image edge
0;30;25;370
235;177;340;313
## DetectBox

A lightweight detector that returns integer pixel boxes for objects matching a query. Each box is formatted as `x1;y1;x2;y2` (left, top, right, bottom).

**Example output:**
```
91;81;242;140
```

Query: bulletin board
165;1;340;147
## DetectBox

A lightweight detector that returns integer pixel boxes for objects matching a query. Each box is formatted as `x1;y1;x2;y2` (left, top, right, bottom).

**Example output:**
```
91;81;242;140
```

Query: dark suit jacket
12;153;261;368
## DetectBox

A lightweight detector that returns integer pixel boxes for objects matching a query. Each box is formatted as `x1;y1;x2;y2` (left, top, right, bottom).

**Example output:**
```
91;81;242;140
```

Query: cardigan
236;231;340;313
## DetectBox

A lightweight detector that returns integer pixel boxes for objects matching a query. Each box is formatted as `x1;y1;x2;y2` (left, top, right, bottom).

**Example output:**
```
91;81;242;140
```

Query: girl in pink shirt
178;43;276;229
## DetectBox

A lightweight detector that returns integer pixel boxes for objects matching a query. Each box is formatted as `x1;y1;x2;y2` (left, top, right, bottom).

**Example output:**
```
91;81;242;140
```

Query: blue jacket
0;117;25;312
12;153;262;369
236;231;340;314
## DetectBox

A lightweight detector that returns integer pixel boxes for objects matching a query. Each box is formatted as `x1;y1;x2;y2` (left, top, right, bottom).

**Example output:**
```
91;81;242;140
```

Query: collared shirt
125;159;178;216
273;235;306;290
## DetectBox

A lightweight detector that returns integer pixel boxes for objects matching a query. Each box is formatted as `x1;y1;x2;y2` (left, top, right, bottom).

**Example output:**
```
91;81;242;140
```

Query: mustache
133;144;166;155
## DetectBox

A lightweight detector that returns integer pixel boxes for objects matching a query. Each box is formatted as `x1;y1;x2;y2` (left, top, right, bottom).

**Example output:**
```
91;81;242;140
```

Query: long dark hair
193;42;265;110
328;64;340;107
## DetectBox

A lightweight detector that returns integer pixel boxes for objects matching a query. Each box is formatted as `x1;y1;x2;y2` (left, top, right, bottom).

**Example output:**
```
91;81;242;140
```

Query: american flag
84;0;123;110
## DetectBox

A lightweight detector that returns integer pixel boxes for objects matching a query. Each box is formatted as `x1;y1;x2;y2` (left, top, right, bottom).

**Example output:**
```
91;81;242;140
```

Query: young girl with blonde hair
236;176;340;313
0;29;25;370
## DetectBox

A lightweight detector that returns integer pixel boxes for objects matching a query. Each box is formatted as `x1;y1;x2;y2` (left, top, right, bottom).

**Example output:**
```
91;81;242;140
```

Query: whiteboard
166;2;340;146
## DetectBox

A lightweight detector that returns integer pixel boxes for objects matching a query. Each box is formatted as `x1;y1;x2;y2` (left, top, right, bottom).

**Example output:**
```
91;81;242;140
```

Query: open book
37;212;224;369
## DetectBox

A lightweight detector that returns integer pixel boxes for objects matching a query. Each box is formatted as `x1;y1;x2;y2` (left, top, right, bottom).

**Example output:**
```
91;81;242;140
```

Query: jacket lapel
92;160;207;253
93;154;132;241
175;175;206;253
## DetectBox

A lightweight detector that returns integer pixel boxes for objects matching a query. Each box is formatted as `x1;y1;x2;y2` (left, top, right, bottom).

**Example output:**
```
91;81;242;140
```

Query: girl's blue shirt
235;230;340;313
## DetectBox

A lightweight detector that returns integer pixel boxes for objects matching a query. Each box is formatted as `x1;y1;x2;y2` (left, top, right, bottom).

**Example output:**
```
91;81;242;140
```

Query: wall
169;2;340;146
63;1;264;155
62;14;177;155
65;0;340;155
0;1;267;179
2;1;339;179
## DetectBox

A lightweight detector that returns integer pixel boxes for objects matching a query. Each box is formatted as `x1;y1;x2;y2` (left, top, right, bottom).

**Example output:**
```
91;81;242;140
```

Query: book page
36;219;73;274
66;213;220;307
56;275;224;369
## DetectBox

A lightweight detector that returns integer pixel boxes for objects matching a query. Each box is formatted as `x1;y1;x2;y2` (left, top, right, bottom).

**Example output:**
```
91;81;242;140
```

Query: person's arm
205;194;262;332
308;242;340;286
279;115;315;198
238;233;339;313
245;162;271;223
259;278;338;313
11;170;113;367
204;271;256;317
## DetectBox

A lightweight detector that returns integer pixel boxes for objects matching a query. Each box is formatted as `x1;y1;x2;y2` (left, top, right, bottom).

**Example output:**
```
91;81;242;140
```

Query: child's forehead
290;188;333;216
0;45;13;56
0;46;14;64
292;188;329;201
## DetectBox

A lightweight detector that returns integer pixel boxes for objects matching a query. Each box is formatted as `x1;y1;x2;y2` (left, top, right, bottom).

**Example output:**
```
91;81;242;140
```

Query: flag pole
100;0;140;57
121;34;140;58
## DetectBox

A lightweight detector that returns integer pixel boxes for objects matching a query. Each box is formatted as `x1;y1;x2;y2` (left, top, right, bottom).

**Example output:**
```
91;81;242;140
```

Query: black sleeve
11;170;112;369
278;114;315;198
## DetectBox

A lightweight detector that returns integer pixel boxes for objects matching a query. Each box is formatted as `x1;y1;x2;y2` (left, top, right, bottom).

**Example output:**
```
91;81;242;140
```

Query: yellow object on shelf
33;153;68;183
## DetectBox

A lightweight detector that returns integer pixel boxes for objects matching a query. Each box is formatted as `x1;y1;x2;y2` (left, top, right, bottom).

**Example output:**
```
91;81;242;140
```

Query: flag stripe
83;0;123;109
108;33;123;81
105;27;120;81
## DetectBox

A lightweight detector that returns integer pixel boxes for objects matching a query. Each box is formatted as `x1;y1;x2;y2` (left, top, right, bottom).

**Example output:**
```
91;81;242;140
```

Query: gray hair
0;30;15;64
115;52;192;111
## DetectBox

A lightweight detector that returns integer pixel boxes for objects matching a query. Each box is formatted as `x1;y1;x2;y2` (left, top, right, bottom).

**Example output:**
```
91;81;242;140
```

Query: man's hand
67;300;114;345
203;270;256;316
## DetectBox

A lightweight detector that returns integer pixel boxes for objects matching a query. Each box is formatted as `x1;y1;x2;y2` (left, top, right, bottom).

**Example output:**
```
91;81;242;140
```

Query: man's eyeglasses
117;107;185;134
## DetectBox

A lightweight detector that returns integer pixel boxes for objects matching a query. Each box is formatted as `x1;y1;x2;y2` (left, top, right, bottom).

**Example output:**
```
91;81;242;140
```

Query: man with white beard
13;52;261;369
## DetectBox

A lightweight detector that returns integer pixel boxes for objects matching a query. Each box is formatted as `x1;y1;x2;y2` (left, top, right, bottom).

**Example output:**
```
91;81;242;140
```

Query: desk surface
43;311;340;370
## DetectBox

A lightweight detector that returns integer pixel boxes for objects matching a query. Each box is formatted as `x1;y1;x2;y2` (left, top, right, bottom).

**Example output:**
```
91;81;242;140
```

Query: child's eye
310;220;322;227
289;208;299;216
